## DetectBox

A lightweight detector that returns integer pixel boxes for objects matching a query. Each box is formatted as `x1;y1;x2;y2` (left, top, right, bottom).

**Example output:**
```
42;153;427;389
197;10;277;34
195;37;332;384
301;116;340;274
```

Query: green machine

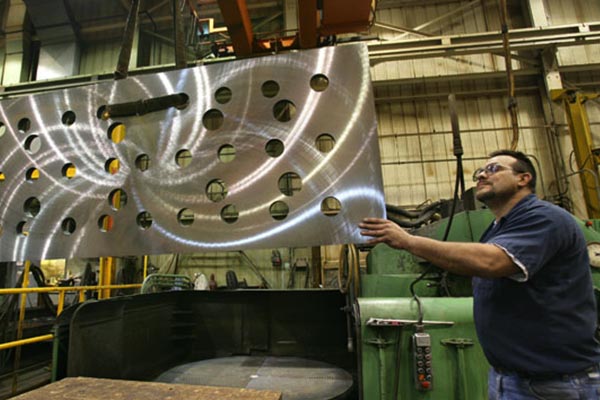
357;208;600;399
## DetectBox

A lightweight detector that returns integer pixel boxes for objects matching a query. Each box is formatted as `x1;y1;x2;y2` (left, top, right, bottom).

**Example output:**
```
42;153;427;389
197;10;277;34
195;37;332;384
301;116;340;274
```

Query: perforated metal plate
0;44;384;262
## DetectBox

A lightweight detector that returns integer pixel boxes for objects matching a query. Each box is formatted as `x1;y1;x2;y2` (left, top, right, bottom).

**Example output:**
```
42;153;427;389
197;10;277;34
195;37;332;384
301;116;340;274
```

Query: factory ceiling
21;0;284;43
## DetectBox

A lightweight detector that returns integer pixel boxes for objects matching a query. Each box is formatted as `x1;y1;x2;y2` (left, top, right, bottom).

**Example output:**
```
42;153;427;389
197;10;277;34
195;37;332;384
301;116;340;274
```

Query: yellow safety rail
0;334;54;351
0;283;142;352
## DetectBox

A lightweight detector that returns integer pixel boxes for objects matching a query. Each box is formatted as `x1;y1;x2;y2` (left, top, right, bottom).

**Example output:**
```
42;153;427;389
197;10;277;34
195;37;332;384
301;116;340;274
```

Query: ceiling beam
368;22;600;64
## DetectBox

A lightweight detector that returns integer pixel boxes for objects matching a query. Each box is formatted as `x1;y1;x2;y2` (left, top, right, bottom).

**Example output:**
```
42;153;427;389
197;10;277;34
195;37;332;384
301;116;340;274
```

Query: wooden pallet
12;377;282;400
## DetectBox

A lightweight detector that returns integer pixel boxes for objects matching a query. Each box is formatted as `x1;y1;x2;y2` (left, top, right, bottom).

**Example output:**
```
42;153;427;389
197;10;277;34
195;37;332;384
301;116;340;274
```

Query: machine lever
100;93;189;120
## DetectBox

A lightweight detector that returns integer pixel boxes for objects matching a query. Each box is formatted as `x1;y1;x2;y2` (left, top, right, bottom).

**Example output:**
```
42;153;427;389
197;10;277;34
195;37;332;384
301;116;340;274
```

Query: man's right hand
359;218;414;250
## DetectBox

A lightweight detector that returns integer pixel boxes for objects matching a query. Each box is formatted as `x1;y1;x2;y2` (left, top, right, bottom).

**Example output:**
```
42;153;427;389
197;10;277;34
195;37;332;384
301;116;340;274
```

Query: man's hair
489;149;537;193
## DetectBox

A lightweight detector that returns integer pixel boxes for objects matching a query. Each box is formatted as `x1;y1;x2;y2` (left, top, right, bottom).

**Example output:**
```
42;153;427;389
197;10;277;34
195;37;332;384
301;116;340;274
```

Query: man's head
474;150;536;204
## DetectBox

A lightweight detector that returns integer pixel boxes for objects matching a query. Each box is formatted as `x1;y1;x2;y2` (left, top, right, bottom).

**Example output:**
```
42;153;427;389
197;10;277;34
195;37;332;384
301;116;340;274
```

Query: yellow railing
0;334;54;351
0;283;143;314
1;256;146;396
0;283;142;351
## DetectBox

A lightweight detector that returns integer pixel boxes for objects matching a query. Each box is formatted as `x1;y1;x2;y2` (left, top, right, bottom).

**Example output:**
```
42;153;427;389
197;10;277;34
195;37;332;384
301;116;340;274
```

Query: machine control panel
412;332;433;391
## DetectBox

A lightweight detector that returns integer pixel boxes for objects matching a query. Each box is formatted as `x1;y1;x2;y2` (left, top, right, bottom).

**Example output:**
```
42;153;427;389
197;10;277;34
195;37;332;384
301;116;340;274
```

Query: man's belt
493;364;600;381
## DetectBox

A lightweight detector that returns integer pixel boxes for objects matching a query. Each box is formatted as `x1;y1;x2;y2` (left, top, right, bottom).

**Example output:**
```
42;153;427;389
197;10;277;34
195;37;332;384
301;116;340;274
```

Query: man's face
474;155;523;203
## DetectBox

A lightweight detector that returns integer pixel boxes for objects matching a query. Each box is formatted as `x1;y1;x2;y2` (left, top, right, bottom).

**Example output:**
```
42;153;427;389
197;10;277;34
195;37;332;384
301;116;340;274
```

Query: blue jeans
489;366;600;399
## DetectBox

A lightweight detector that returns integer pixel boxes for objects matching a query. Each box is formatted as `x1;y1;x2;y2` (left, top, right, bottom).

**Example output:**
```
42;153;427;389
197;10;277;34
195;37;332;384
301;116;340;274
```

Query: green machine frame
358;209;600;399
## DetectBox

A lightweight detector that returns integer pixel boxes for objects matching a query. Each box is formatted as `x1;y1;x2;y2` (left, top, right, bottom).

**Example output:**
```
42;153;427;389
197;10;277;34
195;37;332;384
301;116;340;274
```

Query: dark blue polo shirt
473;194;600;374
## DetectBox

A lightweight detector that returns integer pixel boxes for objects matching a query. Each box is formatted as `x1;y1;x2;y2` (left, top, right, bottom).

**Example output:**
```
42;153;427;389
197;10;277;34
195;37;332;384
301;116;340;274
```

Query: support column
284;0;298;33
2;0;30;85
526;0;550;28
551;90;600;219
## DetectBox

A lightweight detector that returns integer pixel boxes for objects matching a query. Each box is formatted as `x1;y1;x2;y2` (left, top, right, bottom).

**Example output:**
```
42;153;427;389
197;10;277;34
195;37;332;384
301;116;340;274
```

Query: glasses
472;163;518;182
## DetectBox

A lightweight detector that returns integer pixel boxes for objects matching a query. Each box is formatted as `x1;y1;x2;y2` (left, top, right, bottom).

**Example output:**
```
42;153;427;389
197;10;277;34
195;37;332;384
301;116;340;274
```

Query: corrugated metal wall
80;41;121;75
371;1;525;81
376;94;551;206
547;0;600;66
371;0;600;217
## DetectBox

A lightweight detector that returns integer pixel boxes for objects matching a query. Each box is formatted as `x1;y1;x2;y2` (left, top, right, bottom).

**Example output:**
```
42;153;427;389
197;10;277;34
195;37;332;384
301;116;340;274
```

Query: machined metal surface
0;44;384;261
155;356;353;400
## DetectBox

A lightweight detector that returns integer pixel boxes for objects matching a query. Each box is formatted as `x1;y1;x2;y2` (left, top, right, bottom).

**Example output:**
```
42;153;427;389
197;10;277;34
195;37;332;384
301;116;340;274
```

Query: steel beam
368;22;600;64
389;0;480;41
297;0;318;49
115;0;141;79
217;0;254;57
320;0;372;35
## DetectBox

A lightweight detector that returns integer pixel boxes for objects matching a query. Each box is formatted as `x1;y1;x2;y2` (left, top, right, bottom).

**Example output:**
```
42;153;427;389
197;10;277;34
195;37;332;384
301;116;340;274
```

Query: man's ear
518;172;532;188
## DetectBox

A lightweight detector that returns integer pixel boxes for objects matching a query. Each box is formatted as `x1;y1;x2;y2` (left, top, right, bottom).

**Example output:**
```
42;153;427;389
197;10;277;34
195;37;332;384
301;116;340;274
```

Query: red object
421;381;431;389
209;274;218;291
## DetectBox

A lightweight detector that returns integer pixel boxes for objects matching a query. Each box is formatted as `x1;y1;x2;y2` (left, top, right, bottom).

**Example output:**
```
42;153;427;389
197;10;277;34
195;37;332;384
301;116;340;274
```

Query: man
360;150;600;399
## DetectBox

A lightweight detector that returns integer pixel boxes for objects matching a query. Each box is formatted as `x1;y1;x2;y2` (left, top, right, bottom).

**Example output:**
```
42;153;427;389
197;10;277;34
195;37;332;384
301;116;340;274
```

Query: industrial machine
44;206;600;400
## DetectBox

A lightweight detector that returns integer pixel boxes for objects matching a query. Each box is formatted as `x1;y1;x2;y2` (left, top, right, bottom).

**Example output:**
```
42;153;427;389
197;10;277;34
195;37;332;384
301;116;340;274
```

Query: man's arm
359;218;520;278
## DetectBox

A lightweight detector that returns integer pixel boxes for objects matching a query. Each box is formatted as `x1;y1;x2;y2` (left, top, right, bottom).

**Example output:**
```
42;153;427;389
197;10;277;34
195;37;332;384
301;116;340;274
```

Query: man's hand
359;218;413;250
360;217;520;278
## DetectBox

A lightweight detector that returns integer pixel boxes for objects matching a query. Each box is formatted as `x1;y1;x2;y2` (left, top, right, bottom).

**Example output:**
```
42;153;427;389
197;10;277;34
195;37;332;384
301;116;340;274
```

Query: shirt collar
498;193;537;223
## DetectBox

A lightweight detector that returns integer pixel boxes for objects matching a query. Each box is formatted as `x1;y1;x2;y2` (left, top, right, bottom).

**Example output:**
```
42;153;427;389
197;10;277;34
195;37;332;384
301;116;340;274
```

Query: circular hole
215;87;232;104
262;80;280;98
177;208;194;226
310;74;330;92
98;215;114;232
221;204;239;224
269;201;289;221
61;217;76;235
273;100;296;122
97;105;108;120
278;172;302;197
23;197;41;217
26;168;40;182
135;154;150;172
206;179;228;202
108;188;128;211
108;122;126;143
218;144;236;163
176;149;192;168
137;211;153;230
16;221;30;236
62;111;76;126
265;139;284;157
18;118;31;133
175;93;190;110
316;133;336;153
0;122;6;138
105;158;120;175
62;163;76;179
203;109;224;131
321;196;342;217
24;135;41;154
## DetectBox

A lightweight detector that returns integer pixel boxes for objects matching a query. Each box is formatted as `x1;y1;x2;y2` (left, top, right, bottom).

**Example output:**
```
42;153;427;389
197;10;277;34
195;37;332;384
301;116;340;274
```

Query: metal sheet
0;44;384;262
